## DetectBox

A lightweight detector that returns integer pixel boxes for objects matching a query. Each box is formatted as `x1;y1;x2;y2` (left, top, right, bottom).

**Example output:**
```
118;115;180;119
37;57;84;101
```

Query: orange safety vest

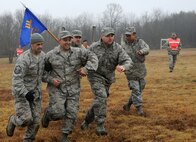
16;48;24;56
168;38;180;50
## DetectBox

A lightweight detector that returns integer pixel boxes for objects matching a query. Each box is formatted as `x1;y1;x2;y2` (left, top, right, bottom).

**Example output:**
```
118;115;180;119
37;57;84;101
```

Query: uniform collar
126;39;137;46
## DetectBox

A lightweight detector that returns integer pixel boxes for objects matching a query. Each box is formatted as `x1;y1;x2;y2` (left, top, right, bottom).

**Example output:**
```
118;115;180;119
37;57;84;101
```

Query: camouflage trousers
11;93;41;141
45;83;80;134
168;54;177;70
127;79;146;107
83;81;110;125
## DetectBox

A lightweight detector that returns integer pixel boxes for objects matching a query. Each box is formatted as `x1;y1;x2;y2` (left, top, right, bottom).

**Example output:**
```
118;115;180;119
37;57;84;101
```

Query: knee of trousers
66;108;78;120
132;88;141;95
48;105;66;120
50;112;65;120
21;115;33;126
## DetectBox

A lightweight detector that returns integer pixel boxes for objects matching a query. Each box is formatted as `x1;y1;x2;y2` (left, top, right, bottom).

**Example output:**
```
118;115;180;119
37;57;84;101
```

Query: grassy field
0;48;196;142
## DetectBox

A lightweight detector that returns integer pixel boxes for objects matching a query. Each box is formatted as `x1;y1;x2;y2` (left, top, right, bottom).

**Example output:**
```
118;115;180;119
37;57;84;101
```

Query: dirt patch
0;89;13;101
153;115;196;131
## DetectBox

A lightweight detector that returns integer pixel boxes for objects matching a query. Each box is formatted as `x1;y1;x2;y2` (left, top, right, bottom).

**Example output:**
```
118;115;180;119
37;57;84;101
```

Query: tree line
0;3;196;62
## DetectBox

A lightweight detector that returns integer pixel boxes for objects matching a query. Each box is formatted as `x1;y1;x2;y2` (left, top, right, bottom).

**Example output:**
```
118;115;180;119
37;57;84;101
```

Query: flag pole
20;2;60;44
47;30;59;43
20;1;27;8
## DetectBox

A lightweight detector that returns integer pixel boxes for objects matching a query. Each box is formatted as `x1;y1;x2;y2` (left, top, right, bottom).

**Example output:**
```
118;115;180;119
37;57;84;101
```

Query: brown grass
0;48;196;142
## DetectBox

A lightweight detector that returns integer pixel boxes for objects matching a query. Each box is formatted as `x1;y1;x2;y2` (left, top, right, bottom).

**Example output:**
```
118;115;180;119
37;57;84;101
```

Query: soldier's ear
61;27;65;31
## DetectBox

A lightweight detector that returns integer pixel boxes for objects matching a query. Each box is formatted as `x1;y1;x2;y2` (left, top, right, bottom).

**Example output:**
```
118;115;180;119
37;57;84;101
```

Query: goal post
160;39;168;50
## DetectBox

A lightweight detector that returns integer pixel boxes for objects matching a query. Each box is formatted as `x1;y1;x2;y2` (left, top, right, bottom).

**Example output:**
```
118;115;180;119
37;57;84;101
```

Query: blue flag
20;8;47;47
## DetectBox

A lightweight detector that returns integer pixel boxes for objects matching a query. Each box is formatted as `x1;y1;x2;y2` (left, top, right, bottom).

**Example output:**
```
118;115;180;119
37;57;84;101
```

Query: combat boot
123;99;132;111
123;103;131;111
6;115;16;137
136;106;145;116
42;108;50;128
96;123;107;136
61;133;70;142
81;120;89;130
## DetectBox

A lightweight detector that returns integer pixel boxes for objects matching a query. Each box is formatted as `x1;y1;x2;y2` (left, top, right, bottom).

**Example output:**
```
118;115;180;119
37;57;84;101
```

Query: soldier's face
83;41;88;46
126;33;136;42
59;37;72;50
102;34;114;45
73;36;82;46
31;42;43;55
172;34;177;39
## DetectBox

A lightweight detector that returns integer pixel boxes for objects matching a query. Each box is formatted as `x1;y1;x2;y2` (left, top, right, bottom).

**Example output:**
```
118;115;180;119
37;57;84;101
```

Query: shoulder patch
14;65;22;74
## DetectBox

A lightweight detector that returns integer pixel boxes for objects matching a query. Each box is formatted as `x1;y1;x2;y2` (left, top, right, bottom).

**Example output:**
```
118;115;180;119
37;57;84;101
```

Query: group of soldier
6;26;181;142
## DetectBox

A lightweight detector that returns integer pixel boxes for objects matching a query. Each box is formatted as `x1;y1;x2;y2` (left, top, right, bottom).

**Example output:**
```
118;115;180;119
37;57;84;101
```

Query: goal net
160;39;168;49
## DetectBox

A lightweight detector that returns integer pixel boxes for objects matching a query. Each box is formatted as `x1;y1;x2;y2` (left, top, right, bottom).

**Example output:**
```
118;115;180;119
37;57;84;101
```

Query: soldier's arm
178;39;182;50
118;46;133;71
42;53;54;84
12;57;29;97
138;39;150;55
80;48;98;73
165;39;171;51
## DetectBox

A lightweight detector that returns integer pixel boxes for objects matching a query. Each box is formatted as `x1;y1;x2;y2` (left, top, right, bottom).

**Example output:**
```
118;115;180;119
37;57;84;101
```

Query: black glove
44;60;52;72
25;91;35;102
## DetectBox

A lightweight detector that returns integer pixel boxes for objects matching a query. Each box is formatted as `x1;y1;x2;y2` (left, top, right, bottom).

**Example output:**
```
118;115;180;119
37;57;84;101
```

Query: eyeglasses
125;35;131;37
74;36;81;39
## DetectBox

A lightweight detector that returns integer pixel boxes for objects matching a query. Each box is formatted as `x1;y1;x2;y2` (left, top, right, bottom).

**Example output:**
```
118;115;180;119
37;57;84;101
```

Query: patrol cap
72;30;82;37
30;33;44;44
58;30;72;39
125;27;136;35
101;27;115;36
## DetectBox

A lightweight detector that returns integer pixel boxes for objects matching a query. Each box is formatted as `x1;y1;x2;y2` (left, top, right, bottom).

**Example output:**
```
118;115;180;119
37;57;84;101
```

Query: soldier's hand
136;50;143;55
53;79;61;87
25;91;35;102
116;65;125;73
79;68;87;77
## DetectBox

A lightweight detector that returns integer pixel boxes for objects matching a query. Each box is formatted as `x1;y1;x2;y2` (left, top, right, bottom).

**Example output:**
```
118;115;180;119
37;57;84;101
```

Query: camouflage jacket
122;38;150;80
43;46;98;87
88;40;133;85
12;49;45;97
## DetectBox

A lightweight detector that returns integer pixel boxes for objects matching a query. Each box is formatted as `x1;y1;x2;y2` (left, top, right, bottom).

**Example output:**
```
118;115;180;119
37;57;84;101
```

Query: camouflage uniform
122;27;149;113
82;28;132;133
9;49;45;141
42;45;98;135
165;33;182;72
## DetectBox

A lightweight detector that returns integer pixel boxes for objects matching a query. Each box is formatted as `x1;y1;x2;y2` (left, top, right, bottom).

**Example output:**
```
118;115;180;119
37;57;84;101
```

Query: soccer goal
160;39;168;49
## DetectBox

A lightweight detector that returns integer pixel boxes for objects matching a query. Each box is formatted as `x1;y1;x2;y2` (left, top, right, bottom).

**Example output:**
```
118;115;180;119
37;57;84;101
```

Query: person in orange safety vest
166;33;182;72
16;47;24;57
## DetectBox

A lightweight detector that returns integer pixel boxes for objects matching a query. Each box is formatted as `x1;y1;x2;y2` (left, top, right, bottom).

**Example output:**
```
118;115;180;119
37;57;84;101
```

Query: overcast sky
1;0;196;18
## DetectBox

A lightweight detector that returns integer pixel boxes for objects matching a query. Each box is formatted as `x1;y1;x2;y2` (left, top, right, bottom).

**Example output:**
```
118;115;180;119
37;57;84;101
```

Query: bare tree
0;12;16;63
73;13;95;43
40;14;61;51
101;3;123;29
